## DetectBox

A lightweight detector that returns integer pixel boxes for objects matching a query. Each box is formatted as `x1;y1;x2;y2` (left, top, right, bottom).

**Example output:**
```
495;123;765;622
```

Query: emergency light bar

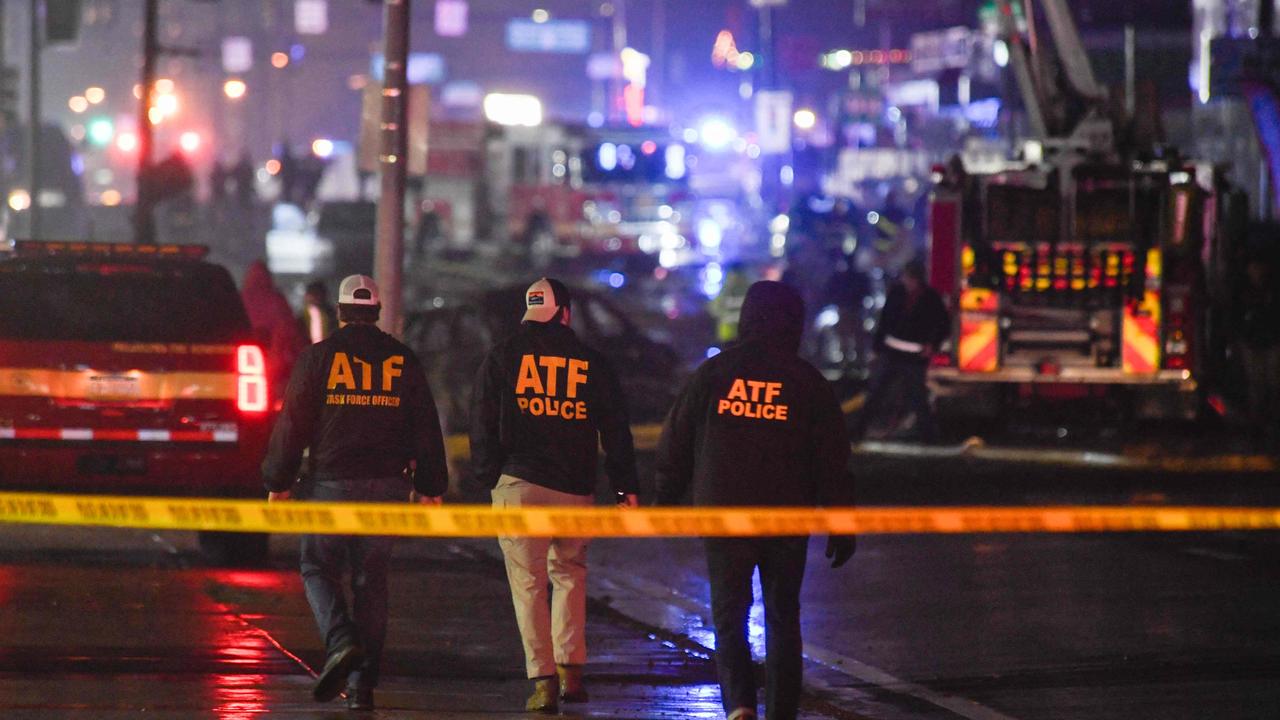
2;240;210;260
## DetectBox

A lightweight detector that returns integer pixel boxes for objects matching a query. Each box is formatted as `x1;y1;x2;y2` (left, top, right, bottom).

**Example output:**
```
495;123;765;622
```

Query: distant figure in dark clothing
853;260;950;442
298;280;338;344
241;260;307;402
209;160;228;203
278;142;298;205
1239;255;1280;441
231;152;255;206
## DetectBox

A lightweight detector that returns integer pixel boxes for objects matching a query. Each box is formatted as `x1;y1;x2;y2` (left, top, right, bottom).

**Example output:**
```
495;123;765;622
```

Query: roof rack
2;240;210;260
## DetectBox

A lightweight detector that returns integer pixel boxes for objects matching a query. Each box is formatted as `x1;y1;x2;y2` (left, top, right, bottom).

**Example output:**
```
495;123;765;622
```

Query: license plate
88;375;140;399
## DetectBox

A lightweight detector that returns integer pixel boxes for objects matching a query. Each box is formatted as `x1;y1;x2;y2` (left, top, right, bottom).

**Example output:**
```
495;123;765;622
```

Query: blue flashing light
698;118;736;151
697;217;722;249
597;142;618;171
702;262;724;298
608;272;625;288
964;98;1001;128
290;43;306;62
664;144;687;180
706;346;721;358
617;143;636;170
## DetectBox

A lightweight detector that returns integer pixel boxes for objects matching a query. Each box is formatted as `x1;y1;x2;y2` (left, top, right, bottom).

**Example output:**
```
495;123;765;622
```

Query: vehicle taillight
237;344;268;413
1163;287;1192;371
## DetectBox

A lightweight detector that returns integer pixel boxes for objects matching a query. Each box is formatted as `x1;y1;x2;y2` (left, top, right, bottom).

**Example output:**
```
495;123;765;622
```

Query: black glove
824;535;856;569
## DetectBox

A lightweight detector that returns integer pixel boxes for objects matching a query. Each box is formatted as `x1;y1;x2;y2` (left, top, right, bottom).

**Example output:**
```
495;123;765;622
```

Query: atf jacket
470;321;638;496
262;323;449;496
655;281;852;508
873;283;950;364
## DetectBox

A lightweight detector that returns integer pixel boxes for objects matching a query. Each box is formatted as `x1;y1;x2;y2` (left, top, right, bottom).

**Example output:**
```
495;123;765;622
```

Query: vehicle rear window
0;260;250;342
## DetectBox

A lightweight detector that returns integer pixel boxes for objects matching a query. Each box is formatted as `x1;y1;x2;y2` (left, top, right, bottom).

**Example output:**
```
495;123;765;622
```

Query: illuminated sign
370;53;447;85
505;18;592;54
435;0;468;38
910;27;973;74
294;0;328;35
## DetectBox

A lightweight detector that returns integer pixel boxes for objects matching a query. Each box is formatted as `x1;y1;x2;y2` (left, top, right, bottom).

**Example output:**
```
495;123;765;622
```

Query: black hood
737;280;804;354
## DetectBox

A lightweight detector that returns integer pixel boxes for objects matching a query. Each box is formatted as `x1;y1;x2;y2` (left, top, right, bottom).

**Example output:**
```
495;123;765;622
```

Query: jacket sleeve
874;286;899;351
468;350;506;490
810;376;854;507
653;370;704;505
405;354;449;497
261;348;319;493
595;357;639;495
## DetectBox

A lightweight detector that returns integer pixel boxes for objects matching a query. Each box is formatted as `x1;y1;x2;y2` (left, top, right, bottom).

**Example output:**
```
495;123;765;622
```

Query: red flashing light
236;345;268;413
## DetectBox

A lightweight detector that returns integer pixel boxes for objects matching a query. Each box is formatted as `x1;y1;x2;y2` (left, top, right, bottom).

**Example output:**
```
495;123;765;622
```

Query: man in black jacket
470;278;639;713
262;274;448;712
853;259;950;442
655;280;855;720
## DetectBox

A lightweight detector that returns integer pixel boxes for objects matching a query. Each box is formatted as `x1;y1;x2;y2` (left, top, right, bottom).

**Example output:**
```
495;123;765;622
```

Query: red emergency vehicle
416;121;693;257
926;0;1243;419
0;241;275;562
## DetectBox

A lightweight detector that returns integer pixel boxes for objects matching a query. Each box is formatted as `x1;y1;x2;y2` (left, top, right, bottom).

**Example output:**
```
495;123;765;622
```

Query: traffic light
86;117;114;146
0;66;18;120
45;0;84;45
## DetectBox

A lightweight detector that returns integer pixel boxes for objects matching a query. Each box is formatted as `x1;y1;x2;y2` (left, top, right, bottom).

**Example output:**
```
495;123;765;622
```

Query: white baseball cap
338;274;381;306
521;277;572;323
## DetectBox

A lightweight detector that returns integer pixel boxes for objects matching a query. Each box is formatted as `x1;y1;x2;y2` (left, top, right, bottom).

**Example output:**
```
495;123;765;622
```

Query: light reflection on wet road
0;452;1278;718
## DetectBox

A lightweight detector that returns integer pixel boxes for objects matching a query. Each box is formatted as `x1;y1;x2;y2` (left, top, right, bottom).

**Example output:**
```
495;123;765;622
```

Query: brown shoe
557;664;588;703
525;676;559;713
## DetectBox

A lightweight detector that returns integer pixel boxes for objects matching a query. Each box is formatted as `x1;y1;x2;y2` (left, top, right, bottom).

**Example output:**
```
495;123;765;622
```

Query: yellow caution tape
0;491;1277;537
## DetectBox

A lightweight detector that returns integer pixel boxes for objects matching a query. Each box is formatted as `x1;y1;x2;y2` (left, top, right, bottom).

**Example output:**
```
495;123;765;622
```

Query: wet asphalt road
0;448;1278;719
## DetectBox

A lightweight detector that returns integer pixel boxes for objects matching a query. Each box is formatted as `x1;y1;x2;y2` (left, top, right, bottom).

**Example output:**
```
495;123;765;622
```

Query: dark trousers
705;536;810;720
299;477;405;690
855;355;937;441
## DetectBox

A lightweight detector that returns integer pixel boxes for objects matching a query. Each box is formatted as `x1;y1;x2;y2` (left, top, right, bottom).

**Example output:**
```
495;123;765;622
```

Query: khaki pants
492;474;592;678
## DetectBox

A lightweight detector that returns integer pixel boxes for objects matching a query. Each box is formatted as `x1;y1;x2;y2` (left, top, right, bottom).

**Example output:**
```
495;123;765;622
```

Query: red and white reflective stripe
0;427;238;442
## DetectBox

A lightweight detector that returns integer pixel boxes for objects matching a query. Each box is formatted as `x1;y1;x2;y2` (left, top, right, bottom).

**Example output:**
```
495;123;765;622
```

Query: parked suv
0;241;274;563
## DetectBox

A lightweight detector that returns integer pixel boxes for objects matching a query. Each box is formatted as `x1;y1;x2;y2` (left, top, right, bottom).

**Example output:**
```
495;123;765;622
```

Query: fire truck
415;120;693;259
926;0;1246;419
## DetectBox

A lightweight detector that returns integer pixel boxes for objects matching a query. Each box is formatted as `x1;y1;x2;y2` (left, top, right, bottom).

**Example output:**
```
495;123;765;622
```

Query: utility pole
28;0;42;239
375;0;409;337
133;0;158;244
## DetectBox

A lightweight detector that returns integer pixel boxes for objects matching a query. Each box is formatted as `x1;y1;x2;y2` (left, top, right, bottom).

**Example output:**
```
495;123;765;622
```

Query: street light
793;108;817;130
223;79;247;100
179;131;201;153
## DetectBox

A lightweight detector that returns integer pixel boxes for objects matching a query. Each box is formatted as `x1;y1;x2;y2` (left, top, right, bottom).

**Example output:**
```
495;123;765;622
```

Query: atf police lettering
514;354;589;420
325;352;404;407
717;378;788;421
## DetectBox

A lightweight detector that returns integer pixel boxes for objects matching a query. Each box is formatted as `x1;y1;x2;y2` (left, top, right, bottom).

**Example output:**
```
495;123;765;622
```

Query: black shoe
346;687;374;711
312;644;364;702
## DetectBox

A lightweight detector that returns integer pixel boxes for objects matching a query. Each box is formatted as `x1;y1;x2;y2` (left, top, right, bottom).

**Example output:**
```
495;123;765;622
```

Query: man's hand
617;493;639;508
268;490;292;502
825;535;856;568
410;490;442;506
